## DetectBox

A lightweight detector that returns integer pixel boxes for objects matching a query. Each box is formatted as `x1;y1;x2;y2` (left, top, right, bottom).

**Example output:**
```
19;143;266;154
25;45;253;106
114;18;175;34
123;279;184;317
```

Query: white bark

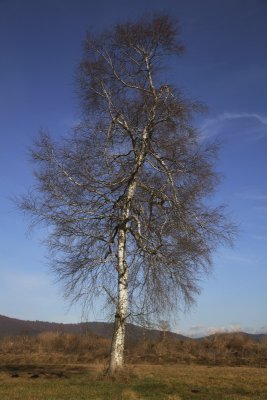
109;227;128;373
108;51;156;374
109;131;149;374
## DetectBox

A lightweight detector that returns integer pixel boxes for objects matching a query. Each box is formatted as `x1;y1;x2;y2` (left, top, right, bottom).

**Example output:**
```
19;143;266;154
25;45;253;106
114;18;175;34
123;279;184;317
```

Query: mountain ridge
0;314;187;341
0;314;266;342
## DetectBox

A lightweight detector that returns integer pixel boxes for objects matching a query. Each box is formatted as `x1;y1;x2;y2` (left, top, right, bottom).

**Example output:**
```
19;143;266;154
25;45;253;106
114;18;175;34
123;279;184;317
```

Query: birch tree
20;15;235;374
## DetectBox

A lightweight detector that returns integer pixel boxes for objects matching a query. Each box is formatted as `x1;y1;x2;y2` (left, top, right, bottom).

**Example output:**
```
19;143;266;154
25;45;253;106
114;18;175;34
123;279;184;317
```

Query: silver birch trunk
108;131;149;374
108;226;128;373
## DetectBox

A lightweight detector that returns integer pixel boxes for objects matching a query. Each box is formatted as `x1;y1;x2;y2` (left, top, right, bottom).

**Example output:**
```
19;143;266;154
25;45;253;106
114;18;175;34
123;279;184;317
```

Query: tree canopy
20;15;235;373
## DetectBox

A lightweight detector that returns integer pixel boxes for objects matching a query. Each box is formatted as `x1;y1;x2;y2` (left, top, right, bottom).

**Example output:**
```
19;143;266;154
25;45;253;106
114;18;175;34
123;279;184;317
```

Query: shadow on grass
0;363;90;380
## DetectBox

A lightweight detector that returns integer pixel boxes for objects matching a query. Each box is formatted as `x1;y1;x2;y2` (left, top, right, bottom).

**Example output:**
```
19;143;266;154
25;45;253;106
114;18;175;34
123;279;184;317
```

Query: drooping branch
19;14;236;348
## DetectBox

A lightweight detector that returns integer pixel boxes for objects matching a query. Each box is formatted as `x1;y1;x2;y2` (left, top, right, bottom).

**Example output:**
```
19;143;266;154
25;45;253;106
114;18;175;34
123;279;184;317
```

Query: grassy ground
0;363;266;399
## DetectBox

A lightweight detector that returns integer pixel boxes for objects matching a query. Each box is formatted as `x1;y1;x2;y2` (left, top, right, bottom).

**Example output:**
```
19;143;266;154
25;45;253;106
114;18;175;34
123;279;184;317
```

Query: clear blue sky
0;0;266;337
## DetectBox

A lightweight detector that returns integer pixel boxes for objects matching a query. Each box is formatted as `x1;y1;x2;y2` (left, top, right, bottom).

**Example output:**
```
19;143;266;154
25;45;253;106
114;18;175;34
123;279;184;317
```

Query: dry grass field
0;332;266;399
0;363;267;399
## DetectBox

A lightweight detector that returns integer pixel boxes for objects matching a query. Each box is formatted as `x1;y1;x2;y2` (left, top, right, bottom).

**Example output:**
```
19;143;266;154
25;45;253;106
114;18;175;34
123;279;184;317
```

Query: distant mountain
0;315;266;342
201;331;267;343
246;333;267;342
0;315;187;341
237;331;266;342
0;314;83;336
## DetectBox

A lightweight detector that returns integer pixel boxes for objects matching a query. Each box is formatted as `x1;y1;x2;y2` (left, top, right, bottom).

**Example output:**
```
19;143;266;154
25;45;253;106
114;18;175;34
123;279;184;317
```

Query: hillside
0;314;187;341
0;315;266;343
1;315;267;367
202;331;267;343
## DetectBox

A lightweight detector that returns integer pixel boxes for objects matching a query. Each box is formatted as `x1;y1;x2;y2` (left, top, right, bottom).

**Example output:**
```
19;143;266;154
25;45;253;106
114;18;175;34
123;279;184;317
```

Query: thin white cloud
254;206;267;212
207;325;242;335
235;189;267;201
252;234;267;241
254;326;267;335
200;112;267;140
177;324;241;338
222;112;267;125
177;324;267;338
223;253;254;264
189;325;206;331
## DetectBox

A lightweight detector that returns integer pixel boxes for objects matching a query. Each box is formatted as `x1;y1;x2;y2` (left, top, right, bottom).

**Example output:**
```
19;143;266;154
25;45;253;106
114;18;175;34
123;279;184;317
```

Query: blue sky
0;0;266;337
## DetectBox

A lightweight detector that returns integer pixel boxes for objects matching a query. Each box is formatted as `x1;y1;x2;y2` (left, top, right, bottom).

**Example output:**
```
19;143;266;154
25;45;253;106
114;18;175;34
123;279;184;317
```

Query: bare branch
19;14;236;374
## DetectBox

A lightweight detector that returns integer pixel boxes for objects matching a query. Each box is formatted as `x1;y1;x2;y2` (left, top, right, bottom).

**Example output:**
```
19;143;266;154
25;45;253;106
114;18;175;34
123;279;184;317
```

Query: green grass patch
0;363;266;399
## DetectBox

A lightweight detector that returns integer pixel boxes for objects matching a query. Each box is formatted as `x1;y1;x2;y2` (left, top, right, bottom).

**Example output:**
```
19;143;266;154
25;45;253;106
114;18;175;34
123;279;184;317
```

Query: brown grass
0;331;267;367
0;362;266;399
